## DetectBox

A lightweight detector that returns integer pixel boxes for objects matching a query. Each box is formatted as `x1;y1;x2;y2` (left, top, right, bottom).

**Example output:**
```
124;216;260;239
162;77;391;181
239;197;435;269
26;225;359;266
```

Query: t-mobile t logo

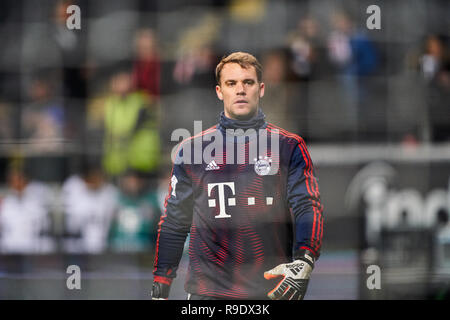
208;182;236;219
208;182;274;219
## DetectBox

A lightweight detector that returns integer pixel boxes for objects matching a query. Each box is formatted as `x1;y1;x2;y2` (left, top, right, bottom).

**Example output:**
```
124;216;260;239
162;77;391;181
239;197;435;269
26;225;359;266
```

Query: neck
219;108;266;131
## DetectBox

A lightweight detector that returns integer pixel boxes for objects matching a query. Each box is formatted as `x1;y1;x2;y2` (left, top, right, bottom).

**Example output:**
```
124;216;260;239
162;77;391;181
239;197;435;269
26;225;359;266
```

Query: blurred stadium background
0;0;449;299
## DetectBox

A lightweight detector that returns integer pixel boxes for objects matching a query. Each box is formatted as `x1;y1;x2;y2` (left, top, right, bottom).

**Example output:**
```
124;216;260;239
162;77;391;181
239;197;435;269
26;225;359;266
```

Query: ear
259;82;265;98
215;85;223;100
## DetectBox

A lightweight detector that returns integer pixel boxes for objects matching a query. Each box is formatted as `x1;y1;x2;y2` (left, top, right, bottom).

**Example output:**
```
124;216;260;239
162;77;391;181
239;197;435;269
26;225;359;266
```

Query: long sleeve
153;158;194;279
286;139;324;259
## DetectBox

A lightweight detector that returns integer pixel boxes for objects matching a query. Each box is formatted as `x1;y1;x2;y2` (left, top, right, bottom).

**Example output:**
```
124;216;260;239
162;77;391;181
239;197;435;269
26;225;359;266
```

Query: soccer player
151;52;324;300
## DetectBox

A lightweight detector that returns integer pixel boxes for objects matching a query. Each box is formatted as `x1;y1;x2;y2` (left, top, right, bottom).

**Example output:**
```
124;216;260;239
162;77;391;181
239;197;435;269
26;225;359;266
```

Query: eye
244;80;255;85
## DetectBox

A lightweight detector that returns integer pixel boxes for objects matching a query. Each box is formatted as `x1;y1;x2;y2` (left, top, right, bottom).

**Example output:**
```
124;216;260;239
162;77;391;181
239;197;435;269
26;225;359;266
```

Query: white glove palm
264;256;314;300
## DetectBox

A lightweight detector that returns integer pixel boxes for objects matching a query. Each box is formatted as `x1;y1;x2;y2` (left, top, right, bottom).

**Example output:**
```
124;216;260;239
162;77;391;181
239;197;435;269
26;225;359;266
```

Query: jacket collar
218;108;266;132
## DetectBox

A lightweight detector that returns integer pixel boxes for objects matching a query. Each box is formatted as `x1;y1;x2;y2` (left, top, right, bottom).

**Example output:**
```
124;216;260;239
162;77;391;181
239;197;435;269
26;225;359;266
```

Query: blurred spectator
285;16;327;139
419;35;450;141
260;49;294;132
61;159;117;253
132;28;161;98
99;62;161;179
173;44;218;87
51;0;88;140
52;0;87;97
420;35;449;85
328;12;378;77
263;49;288;88
172;14;220;87
287;16;324;81
21;73;65;147
20;0;86;142
327;11;379;138
108;170;161;252
0;159;55;253
19;72;68;182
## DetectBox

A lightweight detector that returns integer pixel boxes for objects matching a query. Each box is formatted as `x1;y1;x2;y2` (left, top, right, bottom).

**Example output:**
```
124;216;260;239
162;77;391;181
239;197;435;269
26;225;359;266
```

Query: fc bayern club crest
254;156;272;176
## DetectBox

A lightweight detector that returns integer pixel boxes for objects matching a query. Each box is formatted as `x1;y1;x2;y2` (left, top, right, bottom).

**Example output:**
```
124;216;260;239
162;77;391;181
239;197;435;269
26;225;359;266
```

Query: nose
236;82;245;95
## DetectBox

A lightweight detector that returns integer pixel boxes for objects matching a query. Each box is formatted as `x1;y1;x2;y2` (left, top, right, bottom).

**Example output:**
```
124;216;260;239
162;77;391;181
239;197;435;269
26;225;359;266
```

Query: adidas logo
205;160;220;171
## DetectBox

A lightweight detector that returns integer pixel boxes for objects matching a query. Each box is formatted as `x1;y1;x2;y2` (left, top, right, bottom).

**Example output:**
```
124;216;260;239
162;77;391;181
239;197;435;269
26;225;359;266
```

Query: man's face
216;63;264;120
111;72;132;96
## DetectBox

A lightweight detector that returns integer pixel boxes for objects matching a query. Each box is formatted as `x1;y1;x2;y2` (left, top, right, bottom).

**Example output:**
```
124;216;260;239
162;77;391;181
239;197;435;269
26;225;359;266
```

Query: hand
151;276;172;300
264;254;314;300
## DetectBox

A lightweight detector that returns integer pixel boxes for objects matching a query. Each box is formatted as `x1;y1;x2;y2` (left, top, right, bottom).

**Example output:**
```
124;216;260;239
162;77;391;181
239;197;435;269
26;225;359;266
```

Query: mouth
234;100;248;105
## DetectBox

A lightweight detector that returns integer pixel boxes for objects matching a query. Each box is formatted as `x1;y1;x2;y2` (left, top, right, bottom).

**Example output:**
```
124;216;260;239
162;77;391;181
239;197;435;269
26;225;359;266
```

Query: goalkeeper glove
264;251;315;300
151;276;172;300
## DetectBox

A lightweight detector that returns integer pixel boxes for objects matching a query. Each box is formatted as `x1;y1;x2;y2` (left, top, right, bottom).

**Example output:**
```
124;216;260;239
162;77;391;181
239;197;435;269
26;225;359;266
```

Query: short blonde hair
215;52;263;84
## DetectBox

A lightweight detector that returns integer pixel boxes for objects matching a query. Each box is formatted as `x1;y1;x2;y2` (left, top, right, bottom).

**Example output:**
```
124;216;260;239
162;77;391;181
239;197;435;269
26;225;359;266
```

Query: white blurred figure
0;165;55;253
62;161;117;254
420;35;446;83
